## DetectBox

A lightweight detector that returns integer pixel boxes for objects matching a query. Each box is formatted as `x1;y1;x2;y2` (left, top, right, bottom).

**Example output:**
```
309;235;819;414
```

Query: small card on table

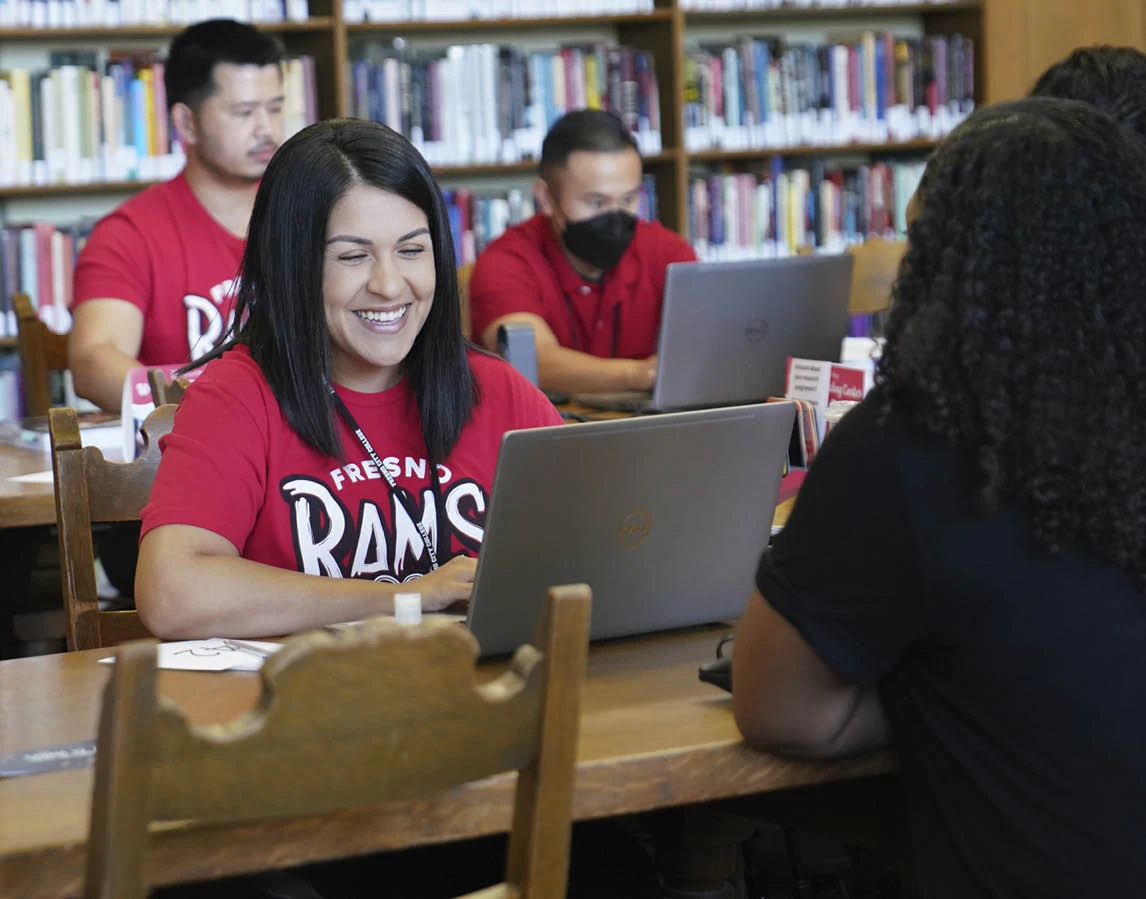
0;740;96;778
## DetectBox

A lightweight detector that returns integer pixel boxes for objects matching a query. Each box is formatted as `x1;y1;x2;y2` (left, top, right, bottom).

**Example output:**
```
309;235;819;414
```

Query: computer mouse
698;634;734;693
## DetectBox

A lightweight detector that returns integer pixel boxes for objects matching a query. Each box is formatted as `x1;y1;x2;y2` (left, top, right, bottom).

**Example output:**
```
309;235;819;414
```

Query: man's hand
625;354;657;391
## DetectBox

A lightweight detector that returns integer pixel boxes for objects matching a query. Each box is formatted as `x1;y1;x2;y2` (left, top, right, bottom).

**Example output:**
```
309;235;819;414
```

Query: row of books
686;157;924;259
682;0;964;9
441;174;658;266
684;32;974;150
0;52;317;188
345;0;654;22
443;188;535;268
348;42;662;168
0;0;307;27
0;0;957;22
0;220;95;338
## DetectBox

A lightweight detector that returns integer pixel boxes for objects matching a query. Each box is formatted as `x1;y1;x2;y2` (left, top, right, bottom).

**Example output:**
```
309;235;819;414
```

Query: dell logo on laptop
745;318;769;343
617;510;653;548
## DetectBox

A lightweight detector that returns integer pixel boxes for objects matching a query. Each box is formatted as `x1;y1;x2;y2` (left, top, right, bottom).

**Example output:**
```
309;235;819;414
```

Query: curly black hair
877;97;1146;583
1031;46;1146;142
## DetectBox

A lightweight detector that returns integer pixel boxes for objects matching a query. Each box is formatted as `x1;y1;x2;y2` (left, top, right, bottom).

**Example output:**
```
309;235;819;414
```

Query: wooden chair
845;237;906;315
14;291;69;418
459;262;474;340
146;368;190;406
796;238;906;315
86;584;592;899
49;404;175;651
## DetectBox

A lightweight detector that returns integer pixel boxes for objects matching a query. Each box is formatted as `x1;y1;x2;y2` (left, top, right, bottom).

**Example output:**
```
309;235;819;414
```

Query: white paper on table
8;469;54;484
98;638;283;672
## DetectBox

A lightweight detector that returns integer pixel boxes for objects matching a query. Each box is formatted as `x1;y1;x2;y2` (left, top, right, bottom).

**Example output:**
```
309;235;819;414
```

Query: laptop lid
466;401;797;657
650;254;855;410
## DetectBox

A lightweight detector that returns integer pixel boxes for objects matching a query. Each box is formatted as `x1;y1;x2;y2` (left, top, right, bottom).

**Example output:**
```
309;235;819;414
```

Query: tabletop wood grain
0;444;54;529
0;625;893;897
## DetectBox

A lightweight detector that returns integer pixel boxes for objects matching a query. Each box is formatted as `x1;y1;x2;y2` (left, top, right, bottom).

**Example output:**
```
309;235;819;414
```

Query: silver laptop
465;401;797;657
572;254;855;413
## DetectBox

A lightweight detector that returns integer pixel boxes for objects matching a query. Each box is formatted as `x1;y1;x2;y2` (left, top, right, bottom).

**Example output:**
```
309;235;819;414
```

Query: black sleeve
757;396;928;685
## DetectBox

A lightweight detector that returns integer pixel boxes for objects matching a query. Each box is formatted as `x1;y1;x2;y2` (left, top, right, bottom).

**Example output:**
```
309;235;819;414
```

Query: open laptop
465;401;797;657
571;254;855;413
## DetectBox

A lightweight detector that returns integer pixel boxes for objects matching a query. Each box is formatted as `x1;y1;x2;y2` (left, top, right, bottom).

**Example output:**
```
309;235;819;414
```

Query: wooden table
0;444;54;529
0;626;894;898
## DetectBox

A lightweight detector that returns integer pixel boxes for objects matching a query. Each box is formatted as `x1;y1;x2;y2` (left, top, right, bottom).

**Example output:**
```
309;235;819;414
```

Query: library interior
3;1;1146;898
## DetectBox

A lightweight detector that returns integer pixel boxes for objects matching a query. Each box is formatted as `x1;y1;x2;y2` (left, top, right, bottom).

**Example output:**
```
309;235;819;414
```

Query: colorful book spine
688;156;925;260
0;0;310;26
0;219;94;336
684;32;974;152
349;41;663;166
0;52;316;187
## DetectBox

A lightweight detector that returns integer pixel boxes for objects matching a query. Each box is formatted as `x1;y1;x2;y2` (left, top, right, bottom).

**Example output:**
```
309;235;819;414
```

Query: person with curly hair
731;97;1146;897
1031;45;1146;140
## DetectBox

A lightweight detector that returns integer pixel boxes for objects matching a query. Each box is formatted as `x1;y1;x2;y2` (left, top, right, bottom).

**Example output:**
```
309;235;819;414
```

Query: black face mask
561;209;638;273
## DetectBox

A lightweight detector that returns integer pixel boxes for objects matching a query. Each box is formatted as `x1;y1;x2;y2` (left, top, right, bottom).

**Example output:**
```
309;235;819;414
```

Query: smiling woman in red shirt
135;119;562;640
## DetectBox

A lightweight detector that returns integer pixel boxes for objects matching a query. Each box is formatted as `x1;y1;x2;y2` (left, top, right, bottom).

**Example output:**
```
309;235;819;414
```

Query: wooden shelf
683;1;981;22
0;180;157;199
346;10;673;35
0;17;334;39
687;139;940;162
432;161;541;177
0;337;16;350
432;151;677;178
0;0;987;239
0;153;681;197
638;151;681;166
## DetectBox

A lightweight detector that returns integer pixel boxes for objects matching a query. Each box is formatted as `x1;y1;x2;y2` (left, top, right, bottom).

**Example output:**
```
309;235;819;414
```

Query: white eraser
394;593;422;626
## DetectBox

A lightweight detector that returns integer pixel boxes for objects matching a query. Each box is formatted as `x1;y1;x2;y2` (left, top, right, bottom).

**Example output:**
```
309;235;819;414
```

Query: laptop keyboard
569;391;656;413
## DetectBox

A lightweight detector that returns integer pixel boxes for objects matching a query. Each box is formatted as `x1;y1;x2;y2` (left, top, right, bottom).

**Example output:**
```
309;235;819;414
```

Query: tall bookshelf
0;0;984;234
0;0;984;407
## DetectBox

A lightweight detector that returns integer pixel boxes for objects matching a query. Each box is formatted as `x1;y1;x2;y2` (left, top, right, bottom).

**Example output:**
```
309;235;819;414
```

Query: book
784;356;871;412
782;357;873;462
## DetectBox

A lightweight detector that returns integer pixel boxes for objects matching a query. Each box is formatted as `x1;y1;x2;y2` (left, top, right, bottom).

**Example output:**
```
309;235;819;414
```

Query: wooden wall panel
983;0;1028;102
985;0;1146;102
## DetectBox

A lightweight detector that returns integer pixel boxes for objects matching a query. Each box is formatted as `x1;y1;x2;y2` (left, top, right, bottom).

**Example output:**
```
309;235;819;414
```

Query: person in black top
731;97;1146;899
1031;45;1146;140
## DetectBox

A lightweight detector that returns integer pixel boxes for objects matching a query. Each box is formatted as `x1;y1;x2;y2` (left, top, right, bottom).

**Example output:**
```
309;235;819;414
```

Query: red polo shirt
469;212;697;359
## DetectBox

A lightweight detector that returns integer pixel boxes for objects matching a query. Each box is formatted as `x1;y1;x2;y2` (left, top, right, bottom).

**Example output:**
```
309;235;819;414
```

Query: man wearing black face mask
469;109;696;395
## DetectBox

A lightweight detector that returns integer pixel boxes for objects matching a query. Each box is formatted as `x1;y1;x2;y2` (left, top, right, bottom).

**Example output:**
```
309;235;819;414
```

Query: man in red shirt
469;109;696;395
70;18;285;412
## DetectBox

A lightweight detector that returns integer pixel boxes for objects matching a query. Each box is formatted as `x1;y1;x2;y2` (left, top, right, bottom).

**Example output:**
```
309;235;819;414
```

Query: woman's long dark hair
191;118;476;462
877;97;1146;583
